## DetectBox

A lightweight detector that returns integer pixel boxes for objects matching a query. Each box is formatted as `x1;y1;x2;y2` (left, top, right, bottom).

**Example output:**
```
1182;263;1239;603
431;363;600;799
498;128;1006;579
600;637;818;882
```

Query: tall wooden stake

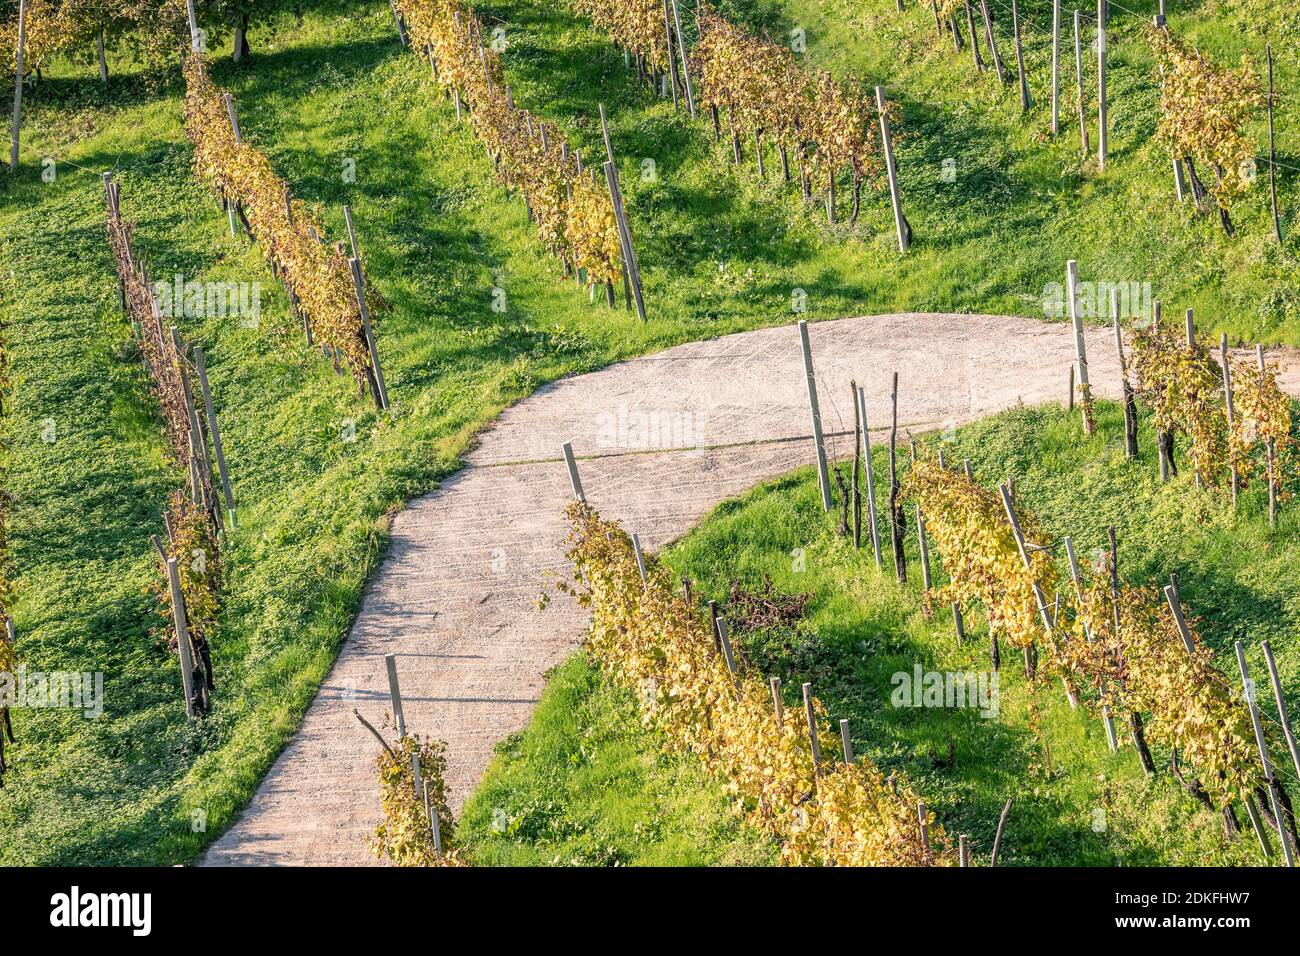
888;372;906;583
1051;0;1061;134
1066;260;1093;434
1012;0;1031;112
798;320;833;512
1267;46;1282;244
876;87;910;253
856;385;883;567
9;0;26;172
1073;10;1089;156
1096;0;1108;169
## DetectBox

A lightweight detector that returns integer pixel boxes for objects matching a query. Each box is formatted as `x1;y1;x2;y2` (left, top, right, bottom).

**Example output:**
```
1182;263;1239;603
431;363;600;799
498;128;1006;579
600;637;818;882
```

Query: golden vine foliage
572;0;670;72
1;0;187;78
907;458;1263;808
163;490;222;654
1149;26;1266;209
107;189;222;704
1063;579;1259;807
1228;354;1296;496
691;8;884;188
183;53;381;401
395;0;624;287
904;459;1053;649
1129;322;1226;483
371;732;469;867
561;502;951;866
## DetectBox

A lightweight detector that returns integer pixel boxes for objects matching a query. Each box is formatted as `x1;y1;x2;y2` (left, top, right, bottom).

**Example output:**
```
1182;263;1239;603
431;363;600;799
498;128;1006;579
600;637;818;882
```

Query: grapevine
904;458;1054;650
1129;321;1225;486
105;188;222;715
370;731;469;866
394;0;624;290
1063;578;1259;807
907;456;1265;811
1149;25;1266;233
560;501;952;866
573;1;888;224
183;52;385;406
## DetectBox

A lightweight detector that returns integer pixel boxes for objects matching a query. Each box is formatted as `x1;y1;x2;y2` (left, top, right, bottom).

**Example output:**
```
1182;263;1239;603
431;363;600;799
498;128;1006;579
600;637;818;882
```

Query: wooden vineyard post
856;386;883;567
598;105;647;322
802;682;822;779
876;87;911;253
422;780;443;858
9;0;26;172
670;0;696;117
1050;0;1061;135
1011;0;1031;112
1112;290;1137;459
1220;334;1240;508
979;0;1007;85
385;652;407;738
389;0;409;46
166;557;198;720
344;204;360;260
990;796;1013;865
662;0;679;111
410;752;423;814
194;347;236;528
1066;260;1093;434
349;257;389;410
840;719;854;763
959;834;969;867
97;30;108;83
631;532;648;589
851;382;862;548
1096;0;1107;170
1267;46;1282;244
561;441;586;502
1073;10;1089;156
965;1;985;73
999;482;1077;708
1063;535;1119;748
798;320;833;512
917;802;932;859
1235;641;1297;867
888;372;906;583
717;619;738;681
1163;574;1196;655
1258;345;1278;526
1261;641;1300;782
916;505;933;591
769;677;784;729
186;0;201;52
951;602;966;644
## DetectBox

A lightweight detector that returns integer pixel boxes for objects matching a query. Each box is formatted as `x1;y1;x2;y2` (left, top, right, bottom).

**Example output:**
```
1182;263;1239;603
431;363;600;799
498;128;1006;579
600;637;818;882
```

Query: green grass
652;400;1299;865
2;0;1299;865
458;656;776;865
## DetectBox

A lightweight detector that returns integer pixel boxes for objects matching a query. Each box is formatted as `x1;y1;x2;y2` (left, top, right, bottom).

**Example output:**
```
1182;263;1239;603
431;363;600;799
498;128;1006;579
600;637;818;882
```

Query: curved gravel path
202;312;1300;865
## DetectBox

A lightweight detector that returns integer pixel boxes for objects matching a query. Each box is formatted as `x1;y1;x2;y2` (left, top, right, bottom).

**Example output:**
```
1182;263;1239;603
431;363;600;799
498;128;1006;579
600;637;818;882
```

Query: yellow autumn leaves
183;53;380;401
562;501;952;866
395;0;624;288
907;456;1261;808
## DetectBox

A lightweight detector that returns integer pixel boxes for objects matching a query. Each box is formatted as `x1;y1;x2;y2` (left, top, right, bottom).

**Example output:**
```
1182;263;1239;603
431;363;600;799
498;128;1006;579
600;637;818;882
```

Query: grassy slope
658;400;1299;865
2;0;1297;865
457;656;776;865
720;0;1300;343
0;0;886;864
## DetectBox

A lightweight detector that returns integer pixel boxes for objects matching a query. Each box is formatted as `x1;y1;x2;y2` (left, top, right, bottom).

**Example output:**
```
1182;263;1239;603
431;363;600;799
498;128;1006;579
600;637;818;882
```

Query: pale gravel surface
202;313;1300;866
